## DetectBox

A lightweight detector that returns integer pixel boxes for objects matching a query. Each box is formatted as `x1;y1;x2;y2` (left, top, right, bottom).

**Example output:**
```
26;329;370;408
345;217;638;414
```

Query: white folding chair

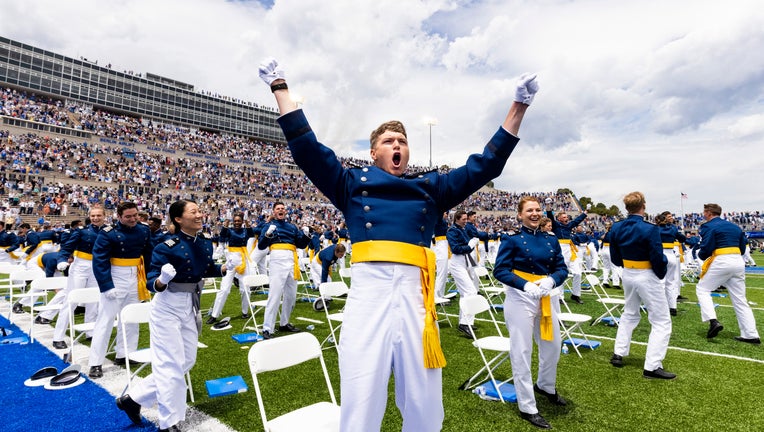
248;333;340;432
6;267;45;323
119;302;194;402
24;276;68;342
338;267;352;286
0;264;27;317
200;277;219;315
587;274;626;326
242;274;271;332
317;281;349;352
66;287;102;363
557;291;599;357
472;266;505;312
458;295;512;401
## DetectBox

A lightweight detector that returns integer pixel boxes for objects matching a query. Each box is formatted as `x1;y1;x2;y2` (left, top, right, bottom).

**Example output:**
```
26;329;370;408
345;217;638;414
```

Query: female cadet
116;199;233;431
493;196;569;430
207;212;253;323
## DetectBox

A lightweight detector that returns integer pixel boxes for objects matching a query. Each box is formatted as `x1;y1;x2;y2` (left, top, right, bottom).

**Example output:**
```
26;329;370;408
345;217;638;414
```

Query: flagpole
680;192;685;231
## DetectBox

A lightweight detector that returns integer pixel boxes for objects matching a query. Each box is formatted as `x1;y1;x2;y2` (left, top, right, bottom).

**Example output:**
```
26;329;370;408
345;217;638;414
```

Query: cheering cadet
494;196;569;430
545;201;588;304
206;213;252;324
259;57;537;432
117;200;229;431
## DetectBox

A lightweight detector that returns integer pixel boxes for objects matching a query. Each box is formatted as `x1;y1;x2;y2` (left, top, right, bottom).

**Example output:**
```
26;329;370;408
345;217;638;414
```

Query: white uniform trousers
743;245;756;266
585;243;600;270
263;249;298;332
88;266;139;366
339;262;443;432
696;254;759;339
614;268;671;371
432;239;449;298
131;291;198;429
662;249;680;309
309;256;332;287
504;287;561;415
448;254;478;326
211;252;251;317
599;247;621;287
251;246;268;275
53;257;98;341
0;250;16;264
560;243;582;296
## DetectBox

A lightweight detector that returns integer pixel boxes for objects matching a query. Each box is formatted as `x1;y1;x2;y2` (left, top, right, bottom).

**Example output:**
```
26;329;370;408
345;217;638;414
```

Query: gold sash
74;250;93;260
270;243;300;280
227;246;250;275
623;259;651;269
700;247;740;278
110;257;150;301
559;239;578;261
513;269;554;341
352;240;446;369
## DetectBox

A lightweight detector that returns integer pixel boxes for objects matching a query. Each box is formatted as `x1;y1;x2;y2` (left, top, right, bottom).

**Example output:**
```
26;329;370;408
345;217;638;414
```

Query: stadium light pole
425;117;438;169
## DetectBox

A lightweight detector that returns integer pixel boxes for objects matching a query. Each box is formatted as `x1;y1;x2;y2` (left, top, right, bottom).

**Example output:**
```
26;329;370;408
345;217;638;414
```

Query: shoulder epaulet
545;231;557;237
102;225;113;233
164;237;180;248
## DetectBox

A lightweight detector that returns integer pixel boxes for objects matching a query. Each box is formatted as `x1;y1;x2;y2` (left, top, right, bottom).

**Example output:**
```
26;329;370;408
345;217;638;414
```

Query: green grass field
14;253;761;431
187;253;764;432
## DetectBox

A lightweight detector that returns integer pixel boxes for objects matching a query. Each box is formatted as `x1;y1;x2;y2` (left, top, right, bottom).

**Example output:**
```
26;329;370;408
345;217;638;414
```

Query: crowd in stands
3;86;763;239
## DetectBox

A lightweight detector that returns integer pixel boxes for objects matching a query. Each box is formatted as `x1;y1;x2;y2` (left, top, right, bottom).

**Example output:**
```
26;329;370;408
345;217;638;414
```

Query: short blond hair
623;191;645;214
704;203;722;216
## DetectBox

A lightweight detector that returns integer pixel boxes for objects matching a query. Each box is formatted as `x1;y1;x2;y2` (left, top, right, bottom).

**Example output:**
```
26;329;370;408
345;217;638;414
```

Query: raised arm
259;58;298;116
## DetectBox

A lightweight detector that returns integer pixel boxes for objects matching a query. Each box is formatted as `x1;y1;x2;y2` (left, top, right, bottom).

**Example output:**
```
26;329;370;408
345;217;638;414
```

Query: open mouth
392;152;401;167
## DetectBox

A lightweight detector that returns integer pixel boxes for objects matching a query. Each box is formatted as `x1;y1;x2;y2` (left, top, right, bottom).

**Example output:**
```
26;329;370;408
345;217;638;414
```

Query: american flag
681;192;688;199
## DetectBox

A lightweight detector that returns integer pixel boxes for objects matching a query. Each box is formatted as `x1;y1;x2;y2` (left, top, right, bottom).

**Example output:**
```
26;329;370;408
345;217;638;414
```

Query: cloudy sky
2;0;763;214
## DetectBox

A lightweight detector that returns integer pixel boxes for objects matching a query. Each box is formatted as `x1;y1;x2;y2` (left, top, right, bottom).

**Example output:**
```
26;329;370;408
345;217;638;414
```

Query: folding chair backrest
9;268;45;283
318;281;349;298
586;274;610;299
473;267;489;278
460;295;505;336
249;332;322;372
0;264;25;275
30;276;68;291
338;267;352;283
67;287;101;305
243;274;269;290
121;302;152;326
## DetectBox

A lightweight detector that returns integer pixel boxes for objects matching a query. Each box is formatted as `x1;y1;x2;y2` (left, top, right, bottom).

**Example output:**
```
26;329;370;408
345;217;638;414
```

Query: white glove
468;238;480;249
539;277;556;292
319;235;325;242
302;226;310;236
266;224;277;237
544;197;553;205
103;289;119;301
258;57;285;86
57;262;69;272
225;254;242;271
514;72;539;105
523;282;543;299
158;263;176;285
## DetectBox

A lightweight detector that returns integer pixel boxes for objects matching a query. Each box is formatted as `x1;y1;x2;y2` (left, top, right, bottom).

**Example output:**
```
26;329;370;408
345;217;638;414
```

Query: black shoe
233;278;240;288
241;313;251;320
670;308;677;317
88;365;103;379
113;357;126;366
610;354;624;368
279;323;301;333
520;412;552;429
35;316;52;325
116;394;142;425
205;316;217;325
707;320;724;339
534;384;567;406
52;340;68;350
570;295;583;304
262;330;271;340
457;324;476;339
603;282;611;288
676;295;688;301
643;367;677;380
73;305;86;315
12;303;23;314
734;336;761;345
159;426;182;432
